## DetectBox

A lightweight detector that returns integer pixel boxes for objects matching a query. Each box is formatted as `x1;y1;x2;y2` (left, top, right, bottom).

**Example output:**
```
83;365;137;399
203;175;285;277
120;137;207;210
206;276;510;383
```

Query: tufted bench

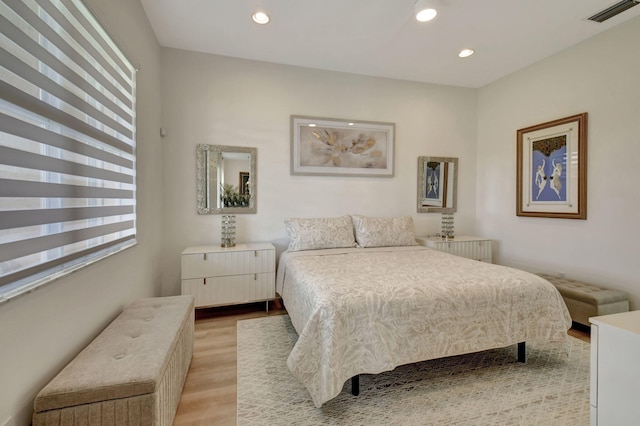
538;274;629;327
33;295;194;426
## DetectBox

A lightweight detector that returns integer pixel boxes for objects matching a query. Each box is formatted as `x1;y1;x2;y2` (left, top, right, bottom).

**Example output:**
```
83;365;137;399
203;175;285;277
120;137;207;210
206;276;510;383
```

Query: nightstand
181;243;275;310
416;235;493;263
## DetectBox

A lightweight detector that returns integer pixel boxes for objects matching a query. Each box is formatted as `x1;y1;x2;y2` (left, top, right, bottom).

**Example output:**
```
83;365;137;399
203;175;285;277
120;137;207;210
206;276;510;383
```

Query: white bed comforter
276;246;572;407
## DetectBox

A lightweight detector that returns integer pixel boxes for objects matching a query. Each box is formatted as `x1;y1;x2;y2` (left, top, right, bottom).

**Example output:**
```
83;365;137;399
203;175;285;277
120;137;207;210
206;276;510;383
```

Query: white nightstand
416;235;493;263
181;243;276;310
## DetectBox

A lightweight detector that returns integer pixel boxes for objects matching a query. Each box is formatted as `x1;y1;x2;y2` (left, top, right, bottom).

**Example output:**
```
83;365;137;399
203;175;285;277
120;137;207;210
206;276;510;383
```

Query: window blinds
0;0;136;300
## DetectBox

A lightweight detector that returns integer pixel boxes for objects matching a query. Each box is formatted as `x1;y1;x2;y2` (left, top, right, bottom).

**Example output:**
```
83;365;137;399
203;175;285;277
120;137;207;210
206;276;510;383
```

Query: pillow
351;215;418;248
284;216;356;251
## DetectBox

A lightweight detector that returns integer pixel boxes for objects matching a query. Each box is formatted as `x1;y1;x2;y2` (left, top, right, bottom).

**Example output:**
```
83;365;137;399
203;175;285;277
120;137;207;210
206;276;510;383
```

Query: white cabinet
416;235;493;263
181;243;275;309
589;310;640;426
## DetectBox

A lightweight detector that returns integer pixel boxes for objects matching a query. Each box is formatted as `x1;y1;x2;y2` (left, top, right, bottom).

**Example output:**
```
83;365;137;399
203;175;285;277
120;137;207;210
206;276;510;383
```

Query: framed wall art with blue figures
516;113;587;219
423;161;448;208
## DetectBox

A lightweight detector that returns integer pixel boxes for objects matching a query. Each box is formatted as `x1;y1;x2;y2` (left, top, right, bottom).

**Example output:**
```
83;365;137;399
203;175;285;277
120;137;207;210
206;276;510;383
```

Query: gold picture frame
516;112;587;219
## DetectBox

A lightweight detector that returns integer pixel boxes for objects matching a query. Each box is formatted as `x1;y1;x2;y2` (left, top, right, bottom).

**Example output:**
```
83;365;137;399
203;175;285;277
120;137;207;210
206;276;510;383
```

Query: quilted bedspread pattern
276;246;572;407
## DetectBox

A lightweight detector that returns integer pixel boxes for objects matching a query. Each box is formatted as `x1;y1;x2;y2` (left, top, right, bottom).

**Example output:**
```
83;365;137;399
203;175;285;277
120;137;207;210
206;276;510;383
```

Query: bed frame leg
517;342;526;363
351;375;360;396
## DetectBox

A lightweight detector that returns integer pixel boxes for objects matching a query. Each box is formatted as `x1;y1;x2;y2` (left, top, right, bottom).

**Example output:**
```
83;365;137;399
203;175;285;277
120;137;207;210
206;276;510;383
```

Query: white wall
160;49;478;296
0;1;163;424
477;16;640;308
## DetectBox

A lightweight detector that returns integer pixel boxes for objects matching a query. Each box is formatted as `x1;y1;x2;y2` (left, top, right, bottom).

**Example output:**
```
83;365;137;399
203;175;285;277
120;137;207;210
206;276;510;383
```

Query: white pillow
351;215;418;248
284;216;356;251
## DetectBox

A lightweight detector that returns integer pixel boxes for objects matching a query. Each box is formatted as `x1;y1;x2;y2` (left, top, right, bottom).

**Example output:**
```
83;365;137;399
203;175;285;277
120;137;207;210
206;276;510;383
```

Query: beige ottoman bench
33;295;194;426
538;274;629;327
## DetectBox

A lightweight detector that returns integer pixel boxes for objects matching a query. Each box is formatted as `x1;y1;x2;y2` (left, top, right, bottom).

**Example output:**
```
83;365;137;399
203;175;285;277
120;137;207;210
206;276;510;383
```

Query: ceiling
139;0;640;88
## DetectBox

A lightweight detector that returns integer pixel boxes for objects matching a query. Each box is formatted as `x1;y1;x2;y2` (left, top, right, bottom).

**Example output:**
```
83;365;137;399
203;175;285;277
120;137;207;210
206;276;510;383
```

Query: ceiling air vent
588;0;639;22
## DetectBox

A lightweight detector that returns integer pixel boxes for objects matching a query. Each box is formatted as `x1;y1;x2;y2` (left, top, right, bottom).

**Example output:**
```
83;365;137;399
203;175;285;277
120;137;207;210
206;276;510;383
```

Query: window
0;0;136;302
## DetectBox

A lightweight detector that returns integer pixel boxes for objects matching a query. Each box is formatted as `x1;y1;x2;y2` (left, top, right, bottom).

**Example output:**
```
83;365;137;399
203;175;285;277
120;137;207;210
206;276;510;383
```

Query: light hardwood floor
174;302;286;426
174;302;590;425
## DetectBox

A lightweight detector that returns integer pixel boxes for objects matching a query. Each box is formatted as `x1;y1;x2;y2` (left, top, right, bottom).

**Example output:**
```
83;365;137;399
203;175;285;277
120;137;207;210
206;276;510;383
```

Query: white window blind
0;0;136;302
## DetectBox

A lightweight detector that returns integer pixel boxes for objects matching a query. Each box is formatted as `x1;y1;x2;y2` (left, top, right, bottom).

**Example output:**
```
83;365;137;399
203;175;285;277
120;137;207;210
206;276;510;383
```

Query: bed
276;215;572;407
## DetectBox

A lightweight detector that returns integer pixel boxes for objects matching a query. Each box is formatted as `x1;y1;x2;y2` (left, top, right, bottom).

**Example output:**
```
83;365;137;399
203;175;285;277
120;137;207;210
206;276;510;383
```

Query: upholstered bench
33;295;194;426
538;274;629;327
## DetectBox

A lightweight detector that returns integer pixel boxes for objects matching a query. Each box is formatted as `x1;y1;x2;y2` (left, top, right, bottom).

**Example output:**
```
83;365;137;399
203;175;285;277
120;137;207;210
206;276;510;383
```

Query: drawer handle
254;250;258;257
204;253;207;261
254;273;257;280
203;278;207;285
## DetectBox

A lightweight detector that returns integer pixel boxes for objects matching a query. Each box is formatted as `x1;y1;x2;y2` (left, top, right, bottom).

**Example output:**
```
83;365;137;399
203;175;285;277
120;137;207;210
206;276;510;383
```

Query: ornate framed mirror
417;156;458;213
196;145;257;214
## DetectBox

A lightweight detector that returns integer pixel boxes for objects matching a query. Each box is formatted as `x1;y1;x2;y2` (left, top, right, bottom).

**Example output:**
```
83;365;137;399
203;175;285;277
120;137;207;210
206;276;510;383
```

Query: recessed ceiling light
416;9;437;22
252;11;270;24
458;48;475;58
348;122;355;126
415;0;438;22
308;123;316;127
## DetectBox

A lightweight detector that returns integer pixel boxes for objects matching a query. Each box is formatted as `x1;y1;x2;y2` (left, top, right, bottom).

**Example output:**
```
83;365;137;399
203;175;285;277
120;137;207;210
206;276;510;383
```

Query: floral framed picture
290;115;395;176
516;112;587;219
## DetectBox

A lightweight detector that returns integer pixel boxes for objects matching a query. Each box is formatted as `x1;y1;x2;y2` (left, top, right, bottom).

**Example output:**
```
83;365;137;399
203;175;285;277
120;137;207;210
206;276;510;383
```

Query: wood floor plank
174;302;286;426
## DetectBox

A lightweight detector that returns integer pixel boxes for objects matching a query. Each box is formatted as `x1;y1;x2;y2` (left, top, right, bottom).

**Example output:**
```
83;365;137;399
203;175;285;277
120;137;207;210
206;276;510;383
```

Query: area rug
237;315;590;426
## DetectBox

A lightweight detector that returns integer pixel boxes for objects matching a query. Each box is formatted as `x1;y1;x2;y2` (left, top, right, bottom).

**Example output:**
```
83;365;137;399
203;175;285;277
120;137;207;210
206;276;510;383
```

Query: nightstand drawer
416;236;493;263
181;248;274;279
182;273;275;308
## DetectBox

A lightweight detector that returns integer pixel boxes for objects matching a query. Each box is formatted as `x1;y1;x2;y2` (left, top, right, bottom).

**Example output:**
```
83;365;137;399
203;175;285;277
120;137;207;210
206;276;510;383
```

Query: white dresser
416;235;493;263
589;310;640;426
181;243;275;309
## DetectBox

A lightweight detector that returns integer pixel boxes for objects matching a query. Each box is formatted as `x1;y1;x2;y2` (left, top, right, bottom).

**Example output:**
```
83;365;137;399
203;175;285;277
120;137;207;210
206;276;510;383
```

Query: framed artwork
239;171;250;195
290;115;395;176
516;112;587;219
422;161;448;207
417;156;458;213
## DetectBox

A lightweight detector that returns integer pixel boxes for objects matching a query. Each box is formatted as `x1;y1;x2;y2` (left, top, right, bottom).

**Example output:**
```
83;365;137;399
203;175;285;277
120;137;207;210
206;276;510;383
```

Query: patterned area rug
237;315;590;426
